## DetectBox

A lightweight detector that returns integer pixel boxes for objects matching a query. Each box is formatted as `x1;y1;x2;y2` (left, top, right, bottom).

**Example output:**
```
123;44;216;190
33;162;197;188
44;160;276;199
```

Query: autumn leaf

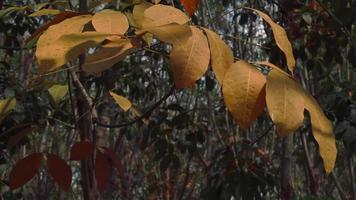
180;0;199;16
303;93;337;174
48;84;68;105
133;1;153;28
36;15;92;73
47;154;72;191
266;69;304;136
95;151;110;192
9;153;43;190
142;4;189;28
29;9;61;17
139;23;192;45
70;142;95;160
170;26;210;89
248;8;295;73
109;92;132;112
203;28;233;84
27;11;83;44
37;31;112;73
83;38;136;74
0;98;16;120
92;9;129;35
222;61;266;128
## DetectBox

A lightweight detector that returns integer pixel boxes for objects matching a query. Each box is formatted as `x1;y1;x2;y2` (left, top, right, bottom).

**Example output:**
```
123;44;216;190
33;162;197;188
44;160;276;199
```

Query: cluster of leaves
0;0;340;195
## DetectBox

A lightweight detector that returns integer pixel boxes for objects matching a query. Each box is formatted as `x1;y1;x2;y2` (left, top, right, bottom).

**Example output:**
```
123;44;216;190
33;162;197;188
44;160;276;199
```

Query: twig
94;85;175;128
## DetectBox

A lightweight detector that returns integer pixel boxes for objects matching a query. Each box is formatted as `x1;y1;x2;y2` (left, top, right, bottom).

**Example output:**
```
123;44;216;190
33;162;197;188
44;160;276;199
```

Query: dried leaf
180;0;199;16
249;8;295;73
70;142;95;160
133;1;153;28
170;26;210;89
142;4;189;28
266;69;304;136
37;31;112;73
9;153;43;190
29;9;61;17
47;154;72;191
83;39;135;74
222;61;266;128
92;9;129;35
109;92;132;112
26;11;82;44
139;23;191;45
48;84;68;104
203;28;233;84
36;15;92;73
95;151;110;192
303;93;337;174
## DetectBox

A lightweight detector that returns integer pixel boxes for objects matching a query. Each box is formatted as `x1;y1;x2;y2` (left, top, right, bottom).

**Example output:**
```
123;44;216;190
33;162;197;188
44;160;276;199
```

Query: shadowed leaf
47;154;72;191
70;142;95;160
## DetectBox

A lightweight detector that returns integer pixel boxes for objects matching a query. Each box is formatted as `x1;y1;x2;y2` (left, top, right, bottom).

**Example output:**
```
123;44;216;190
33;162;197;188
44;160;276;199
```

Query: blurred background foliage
0;0;355;199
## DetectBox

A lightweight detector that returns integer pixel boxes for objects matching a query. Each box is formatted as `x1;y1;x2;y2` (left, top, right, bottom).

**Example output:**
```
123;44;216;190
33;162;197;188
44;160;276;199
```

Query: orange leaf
142;4;189;28
70;142;95;160
266;69;305;136
47;154;72;191
170;26;210;89
222;61;266;128
92;9;129;35
95;151;110;192
9;153;43;190
180;0;199;16
203;28;233;84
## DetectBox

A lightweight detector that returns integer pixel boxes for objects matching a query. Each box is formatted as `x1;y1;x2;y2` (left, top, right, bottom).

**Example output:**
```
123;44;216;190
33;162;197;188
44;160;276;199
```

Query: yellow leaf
169;26;210;89
223;61;266;128
152;0;161;4
48;84;68;104
37;32;113;73
266;69;305;136
249;8;295;73
303;93;337;174
36;15;93;73
109;92;132;112
83;39;136;74
29;9;61;17
0;98;16;120
203;28;233;84
133;1;153;28
138;23;191;45
142;4;189;28
92;9;129;35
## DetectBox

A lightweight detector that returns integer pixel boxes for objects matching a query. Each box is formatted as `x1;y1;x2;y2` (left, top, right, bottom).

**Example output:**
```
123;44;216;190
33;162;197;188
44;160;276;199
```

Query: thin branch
94;85;175;128
331;171;348;200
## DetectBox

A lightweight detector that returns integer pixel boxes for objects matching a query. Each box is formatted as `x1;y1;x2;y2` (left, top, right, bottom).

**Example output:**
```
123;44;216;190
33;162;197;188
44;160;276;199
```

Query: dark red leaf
70;141;95;160
103;148;123;175
9;153;43;190
95;151;110;192
47;154;72;191
180;0;199;16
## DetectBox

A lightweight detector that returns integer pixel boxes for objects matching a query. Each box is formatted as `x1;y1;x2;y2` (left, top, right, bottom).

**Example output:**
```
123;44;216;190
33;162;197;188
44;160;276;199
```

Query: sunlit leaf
203;28;233;84
26;11;82;44
109;92;132;112
170;26;210;89
37;31;112;73
249;8;295;73
83;38;135;74
179;0;199;16
70;142;95;160
303;93;337;174
142;4;189;28
133;1;153;28
9;153;43;190
47;154;72;191
29;9;61;17
36;15;93;73
222;61;266;128
266;69;304;136
92;9;129;35
48;84;68;104
138;23;191;45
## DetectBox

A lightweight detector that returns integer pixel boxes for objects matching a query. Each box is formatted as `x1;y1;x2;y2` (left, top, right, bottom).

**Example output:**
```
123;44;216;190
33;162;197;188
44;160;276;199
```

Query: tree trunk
281;135;294;200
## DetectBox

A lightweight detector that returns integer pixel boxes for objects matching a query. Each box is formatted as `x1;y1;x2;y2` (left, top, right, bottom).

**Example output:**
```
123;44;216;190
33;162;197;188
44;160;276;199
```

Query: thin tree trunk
280;135;294;200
